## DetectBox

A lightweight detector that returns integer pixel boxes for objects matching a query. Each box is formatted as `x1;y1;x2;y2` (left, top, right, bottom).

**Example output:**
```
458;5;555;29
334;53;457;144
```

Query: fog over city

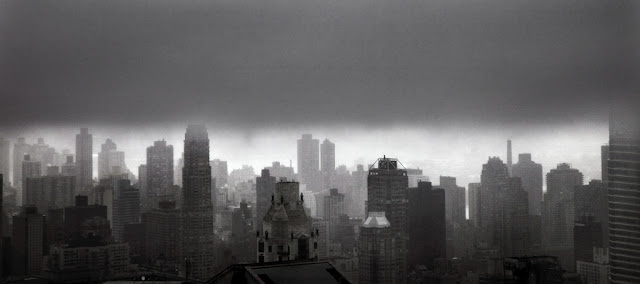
0;0;638;283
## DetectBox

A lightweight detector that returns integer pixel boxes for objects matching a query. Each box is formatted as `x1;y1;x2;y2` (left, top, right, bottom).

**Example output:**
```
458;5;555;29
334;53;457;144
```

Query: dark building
180;125;215;280
511;153;543;216
142;199;179;272
256;169;276;231
575;180;608;246
112;179;140;243
75;128;93;193
408;181;446;268
574;215;603;263
12;206;46;276
123;222;146;264
231;201;255;263
146;140;174;209
24;174;75;212
608;107;640;284
64;195;109;241
365;156;408;283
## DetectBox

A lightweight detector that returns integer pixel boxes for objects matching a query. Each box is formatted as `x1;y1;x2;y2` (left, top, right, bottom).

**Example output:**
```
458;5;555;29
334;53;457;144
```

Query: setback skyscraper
180;125;215;280
75;128;93;193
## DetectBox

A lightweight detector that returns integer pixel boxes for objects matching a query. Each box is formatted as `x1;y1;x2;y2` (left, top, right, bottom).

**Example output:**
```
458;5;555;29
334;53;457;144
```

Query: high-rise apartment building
147;140;174;203
75;128;93;193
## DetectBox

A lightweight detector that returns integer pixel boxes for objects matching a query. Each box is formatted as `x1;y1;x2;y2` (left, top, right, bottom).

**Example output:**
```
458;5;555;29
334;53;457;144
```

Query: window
314;242;318;249
269;245;272;252
258;240;264;252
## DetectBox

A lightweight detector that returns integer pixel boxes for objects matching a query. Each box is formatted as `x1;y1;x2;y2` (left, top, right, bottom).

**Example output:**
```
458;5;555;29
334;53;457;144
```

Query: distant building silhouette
256;181;318;263
321;139;335;188
512;153;543;215
297;134;320;191
408;181;445;268
607;107;640;284
0;139;9;185
13;138;31;199
21;154;42;206
507;140;513;176
75;128;93;193
264;161;294;182
24;172;75;212
60;155;76;177
211;159;228;188
179;125;215;280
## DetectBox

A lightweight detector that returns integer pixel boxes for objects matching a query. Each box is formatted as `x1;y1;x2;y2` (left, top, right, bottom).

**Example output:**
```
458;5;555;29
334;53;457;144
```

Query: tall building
98;138;117;179
406;168;428;188
231;201;255;263
507;140;513;176
468;182;481;226
24;173;75;212
366;156;408;283
147;140;174;204
323;188;345;241
478;157;529;257
297;134;320;191
180;125;215;280
320;139;335;188
601;145;609;184
255;169;276;231
608;107;640;284
75;128;93;193
574;215;603;264
21;155;42;206
210;159;228;188
542;163;583;271
142;199;179;271
138;164;148;209
0;138;9;185
511;153;543;215
12;206;46;276
408;181;445;268
256;181;318;263
112;179;140;243
13;138;31;192
359;211;394;284
575;180;608;246
440;176;465;226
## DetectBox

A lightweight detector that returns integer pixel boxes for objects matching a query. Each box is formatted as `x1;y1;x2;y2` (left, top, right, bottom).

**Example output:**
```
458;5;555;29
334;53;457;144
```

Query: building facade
75;128;93;193
511;153;543;215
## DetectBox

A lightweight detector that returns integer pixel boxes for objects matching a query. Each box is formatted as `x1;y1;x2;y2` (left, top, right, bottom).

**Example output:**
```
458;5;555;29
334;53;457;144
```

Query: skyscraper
297;134;320;190
512;153;543;215
323;188;345;241
359;211;394;284
0;138;10;185
60;155;76;176
408;181;446;268
147;140;174;203
542;163;583;271
13;137;31;193
468;182;481;226
255;169;276;231
366;156;408;283
98;138;117;180
601;145;609;184
507;139;513;176
320;139;335;188
608;107;640;284
180;125;215;280
440;176;465;227
142;199;179;272
75;128;93;193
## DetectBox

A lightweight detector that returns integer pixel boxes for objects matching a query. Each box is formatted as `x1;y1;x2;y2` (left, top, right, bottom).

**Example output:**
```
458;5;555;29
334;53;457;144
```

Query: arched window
258;240;265;252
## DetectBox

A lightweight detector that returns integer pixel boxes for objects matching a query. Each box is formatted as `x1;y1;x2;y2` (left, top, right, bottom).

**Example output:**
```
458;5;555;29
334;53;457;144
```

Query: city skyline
0;122;608;190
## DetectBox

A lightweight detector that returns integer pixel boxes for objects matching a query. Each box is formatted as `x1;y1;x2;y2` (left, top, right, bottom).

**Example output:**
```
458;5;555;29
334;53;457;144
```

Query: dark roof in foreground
207;260;351;284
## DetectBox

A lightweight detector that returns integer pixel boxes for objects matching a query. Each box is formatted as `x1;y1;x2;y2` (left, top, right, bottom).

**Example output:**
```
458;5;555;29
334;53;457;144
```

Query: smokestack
507;140;512;176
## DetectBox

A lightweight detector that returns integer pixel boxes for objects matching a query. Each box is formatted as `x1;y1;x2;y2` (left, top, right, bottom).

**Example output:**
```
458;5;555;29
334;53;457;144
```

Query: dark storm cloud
0;0;636;129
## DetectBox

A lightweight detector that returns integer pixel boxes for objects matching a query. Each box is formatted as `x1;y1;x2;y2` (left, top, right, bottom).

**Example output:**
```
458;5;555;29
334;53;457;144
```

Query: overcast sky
0;0;637;188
